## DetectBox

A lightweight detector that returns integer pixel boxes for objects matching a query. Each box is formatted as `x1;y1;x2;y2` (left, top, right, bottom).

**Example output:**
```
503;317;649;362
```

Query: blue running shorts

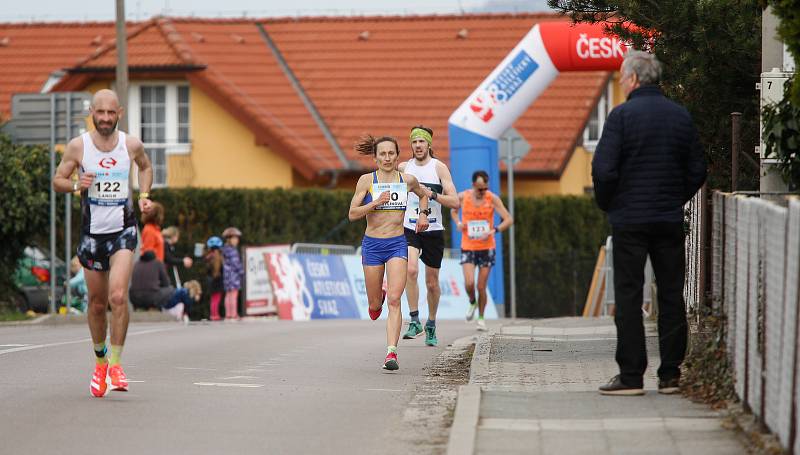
361;234;408;266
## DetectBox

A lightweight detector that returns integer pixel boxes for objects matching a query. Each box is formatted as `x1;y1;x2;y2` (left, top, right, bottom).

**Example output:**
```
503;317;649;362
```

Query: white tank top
79;131;136;235
403;158;444;231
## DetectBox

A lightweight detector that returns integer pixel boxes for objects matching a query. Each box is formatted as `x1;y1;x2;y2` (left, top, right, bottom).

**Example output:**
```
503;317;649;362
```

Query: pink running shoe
382;352;399;371
90;363;109;398
369;289;386;321
108;364;129;392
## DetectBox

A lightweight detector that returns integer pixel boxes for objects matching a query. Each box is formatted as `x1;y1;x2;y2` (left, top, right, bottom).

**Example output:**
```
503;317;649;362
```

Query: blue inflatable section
448;124;505;308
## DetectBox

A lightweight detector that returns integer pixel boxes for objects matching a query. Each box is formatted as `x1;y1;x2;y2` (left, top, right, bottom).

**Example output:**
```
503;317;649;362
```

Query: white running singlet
403;158;444;231
79;131;136;235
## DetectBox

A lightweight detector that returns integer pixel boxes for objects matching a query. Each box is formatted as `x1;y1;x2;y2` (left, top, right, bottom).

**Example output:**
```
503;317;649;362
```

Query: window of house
582;80;613;152
127;83;191;188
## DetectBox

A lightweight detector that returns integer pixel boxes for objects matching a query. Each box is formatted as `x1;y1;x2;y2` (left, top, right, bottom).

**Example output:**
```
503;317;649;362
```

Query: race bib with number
467;220;491;239
88;170;129;206
372;183;408;211
407;198;439;224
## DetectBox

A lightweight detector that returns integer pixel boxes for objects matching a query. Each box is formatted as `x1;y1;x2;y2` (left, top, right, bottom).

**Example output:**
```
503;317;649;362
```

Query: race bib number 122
88;170;129;206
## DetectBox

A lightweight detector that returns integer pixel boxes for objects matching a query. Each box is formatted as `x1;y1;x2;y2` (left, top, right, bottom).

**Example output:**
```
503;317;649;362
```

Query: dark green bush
502;195;609;318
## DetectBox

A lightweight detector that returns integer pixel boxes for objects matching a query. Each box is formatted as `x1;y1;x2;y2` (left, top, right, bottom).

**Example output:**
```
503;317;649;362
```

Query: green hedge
21;185;607;319
501;195;609;318
150;188;607;319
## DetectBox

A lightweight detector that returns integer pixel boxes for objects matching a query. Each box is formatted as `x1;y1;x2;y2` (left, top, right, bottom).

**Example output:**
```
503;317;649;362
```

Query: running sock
410;311;420;323
109;345;123;366
93;342;108;365
387;346;397;354
426;319;436;328
478;315;485;320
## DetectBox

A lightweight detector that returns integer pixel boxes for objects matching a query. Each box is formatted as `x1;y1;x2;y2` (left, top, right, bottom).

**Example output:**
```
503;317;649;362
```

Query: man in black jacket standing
592;50;707;396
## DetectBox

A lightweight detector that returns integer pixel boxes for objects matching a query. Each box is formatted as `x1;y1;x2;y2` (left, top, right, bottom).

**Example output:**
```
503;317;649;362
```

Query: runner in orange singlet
450;170;513;331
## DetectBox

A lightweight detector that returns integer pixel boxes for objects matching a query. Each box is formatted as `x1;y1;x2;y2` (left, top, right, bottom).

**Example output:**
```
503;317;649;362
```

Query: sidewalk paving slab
448;317;748;455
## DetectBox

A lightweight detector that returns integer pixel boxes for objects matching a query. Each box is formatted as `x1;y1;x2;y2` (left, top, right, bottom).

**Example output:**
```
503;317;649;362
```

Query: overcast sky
0;0;553;22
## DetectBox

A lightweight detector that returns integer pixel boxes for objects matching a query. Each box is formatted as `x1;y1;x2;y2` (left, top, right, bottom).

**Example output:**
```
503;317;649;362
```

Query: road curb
446;332;491;455
446;384;481;455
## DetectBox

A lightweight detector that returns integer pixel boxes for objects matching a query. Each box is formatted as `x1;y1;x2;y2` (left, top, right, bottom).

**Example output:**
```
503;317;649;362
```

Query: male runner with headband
399;126;459;346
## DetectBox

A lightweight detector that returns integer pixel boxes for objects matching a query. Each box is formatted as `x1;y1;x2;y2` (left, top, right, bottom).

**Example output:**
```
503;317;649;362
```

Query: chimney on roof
358;31;370;41
0;37;10;47
456;28;469;39
191;32;205;43
230;34;245;44
90;35;103;46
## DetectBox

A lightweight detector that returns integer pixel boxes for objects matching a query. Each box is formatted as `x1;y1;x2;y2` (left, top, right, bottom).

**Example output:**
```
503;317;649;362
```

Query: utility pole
760;6;788;194
115;0;129;132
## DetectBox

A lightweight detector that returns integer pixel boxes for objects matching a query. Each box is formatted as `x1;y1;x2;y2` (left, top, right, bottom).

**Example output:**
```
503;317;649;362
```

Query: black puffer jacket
591;85;707;226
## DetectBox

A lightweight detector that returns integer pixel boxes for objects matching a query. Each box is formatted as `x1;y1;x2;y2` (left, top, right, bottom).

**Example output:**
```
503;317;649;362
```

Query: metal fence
684;187;707;314
710;192;800;452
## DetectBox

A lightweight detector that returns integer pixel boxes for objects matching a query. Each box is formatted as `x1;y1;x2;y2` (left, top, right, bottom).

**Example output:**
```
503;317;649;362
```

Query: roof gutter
256;22;351;170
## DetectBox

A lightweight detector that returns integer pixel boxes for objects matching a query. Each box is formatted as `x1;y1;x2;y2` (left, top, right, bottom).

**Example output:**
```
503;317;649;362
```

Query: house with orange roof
0;13;623;196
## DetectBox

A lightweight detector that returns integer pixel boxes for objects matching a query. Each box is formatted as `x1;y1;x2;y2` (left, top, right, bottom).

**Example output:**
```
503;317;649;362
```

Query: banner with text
263;253;360;320
341;255;497;320
244;245;290;316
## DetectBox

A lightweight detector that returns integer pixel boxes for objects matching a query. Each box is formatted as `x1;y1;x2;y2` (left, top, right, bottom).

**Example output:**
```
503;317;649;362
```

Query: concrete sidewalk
448;317;747;455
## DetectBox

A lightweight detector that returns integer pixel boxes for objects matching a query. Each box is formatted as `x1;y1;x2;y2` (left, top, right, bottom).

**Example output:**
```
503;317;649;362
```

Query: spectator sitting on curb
129;250;198;321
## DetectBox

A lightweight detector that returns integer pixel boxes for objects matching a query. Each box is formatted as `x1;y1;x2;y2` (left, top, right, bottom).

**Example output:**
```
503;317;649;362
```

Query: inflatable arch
448;22;631;306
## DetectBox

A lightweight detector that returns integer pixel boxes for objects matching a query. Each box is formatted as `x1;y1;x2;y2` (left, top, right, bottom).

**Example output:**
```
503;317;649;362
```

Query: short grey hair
621;50;662;85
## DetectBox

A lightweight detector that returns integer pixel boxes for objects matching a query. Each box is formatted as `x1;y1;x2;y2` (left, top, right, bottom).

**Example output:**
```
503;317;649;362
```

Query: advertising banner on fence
244;245;290;316
341;255;497;320
263;252;360;320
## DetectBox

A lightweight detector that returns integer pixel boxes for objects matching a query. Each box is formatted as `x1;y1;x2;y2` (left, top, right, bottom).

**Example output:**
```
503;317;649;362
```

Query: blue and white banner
264;253;360;320
341;255;498;320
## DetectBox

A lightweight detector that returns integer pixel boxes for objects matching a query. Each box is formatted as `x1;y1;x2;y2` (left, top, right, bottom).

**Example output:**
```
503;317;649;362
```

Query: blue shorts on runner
361;234;408;266
77;225;138;272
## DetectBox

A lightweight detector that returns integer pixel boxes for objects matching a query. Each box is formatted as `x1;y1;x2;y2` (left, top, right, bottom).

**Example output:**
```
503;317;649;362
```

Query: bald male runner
53;89;153;397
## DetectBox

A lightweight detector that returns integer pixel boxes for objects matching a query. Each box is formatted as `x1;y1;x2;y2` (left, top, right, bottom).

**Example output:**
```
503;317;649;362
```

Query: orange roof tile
1;14;608;178
260;13;609;175
75;19;195;69
0;21;121;118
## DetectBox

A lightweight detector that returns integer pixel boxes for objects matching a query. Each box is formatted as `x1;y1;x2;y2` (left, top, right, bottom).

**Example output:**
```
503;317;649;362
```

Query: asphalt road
0;319;480;455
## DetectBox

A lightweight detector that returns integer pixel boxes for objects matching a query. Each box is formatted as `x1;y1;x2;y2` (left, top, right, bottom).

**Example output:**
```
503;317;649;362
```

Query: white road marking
0;344;30;347
366;388;403;392
220;376;258;380
0;328;174;356
127;380;146;383
194;382;264;388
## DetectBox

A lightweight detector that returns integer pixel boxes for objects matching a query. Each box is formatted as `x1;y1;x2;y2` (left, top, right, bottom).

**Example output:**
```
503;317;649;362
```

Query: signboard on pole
498;127;531;165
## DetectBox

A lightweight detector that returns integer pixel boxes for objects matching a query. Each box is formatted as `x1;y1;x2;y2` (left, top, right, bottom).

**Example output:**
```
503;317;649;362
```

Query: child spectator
141;202;165;262
222;227;244;320
162;226;193;287
205;236;224;321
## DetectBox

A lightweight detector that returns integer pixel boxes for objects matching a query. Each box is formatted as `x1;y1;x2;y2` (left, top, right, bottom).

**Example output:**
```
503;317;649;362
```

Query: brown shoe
658;377;680;394
599;375;645;396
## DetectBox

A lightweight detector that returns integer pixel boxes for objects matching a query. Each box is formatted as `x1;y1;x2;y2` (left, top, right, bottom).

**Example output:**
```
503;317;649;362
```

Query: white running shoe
466;303;478;321
476;319;487;331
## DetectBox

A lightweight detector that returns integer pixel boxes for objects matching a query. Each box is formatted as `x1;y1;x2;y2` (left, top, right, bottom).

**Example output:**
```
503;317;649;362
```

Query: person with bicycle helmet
205;236;224;321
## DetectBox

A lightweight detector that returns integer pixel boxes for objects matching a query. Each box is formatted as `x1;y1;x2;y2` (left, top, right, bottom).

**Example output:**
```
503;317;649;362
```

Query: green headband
409;128;433;145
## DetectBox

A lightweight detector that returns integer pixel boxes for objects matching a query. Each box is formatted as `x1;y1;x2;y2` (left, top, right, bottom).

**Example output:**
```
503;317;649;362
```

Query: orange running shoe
90;363;109;398
108;364;129;392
